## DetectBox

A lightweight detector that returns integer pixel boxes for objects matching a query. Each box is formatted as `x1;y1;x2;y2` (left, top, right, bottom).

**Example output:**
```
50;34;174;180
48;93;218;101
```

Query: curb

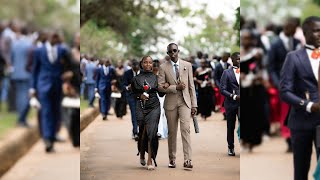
80;107;99;132
0;107;99;178
0;120;39;177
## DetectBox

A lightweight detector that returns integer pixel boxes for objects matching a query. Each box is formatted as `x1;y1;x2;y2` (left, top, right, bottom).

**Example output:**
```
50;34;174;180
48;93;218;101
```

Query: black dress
240;52;267;147
131;71;160;166
196;68;214;118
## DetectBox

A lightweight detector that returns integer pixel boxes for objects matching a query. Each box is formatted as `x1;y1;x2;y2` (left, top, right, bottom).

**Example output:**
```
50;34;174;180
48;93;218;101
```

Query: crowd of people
0;19;80;152
240;15;320;180
81;41;241;169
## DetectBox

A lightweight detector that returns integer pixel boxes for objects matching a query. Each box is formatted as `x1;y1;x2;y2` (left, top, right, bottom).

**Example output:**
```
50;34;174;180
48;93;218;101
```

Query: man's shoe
183;160;193;169
102;115;107;120
140;159;146;166
228;148;235;156
44;140;54;153
134;134;139;141
168;160;176;168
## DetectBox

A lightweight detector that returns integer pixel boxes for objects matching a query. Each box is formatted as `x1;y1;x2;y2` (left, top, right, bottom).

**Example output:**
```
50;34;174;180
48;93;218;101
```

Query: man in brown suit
158;43;197;169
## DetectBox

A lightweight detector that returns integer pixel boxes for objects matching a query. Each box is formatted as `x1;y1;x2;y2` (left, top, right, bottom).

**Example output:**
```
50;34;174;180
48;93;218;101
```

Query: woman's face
142;57;153;72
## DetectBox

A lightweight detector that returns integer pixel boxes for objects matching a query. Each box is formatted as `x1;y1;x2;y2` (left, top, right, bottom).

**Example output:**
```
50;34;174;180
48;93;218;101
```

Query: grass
0;103;36;139
80;97;89;113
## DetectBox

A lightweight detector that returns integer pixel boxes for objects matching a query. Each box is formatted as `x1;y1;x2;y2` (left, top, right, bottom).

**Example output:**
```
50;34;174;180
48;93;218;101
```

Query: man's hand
162;83;170;89
236;95;240;102
311;103;320;113
126;84;132;91
191;107;197;116
176;82;186;91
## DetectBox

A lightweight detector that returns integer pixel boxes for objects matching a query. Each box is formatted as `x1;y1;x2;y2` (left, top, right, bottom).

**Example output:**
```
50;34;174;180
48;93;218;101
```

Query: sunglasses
167;49;178;54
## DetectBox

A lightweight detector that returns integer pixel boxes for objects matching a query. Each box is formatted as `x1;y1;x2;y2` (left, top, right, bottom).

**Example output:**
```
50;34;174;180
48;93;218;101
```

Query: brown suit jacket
158;59;197;110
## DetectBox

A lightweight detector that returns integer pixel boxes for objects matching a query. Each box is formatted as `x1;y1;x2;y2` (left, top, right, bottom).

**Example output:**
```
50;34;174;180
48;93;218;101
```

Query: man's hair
231;52;240;59
167;43;178;51
153;59;160;67
302;16;320;35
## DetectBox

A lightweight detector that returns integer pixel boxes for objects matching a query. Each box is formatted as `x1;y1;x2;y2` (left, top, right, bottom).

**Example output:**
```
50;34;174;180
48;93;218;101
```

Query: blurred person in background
194;58;214;121
95;58;116;120
214;52;231;120
240;29;267;152
268;17;302;153
220;52;240;156
61;32;81;147
83;55;98;107
114;61;127;119
30;31;70;152
10;23;33;127
123;59;140;140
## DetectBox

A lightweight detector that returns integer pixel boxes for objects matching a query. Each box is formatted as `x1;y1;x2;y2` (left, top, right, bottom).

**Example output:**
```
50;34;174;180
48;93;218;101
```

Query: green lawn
80;97;89;113
0;103;36;139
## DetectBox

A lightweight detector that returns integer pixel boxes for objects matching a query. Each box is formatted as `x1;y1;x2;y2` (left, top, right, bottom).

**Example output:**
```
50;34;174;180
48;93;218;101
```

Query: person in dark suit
95;58;115;120
220;52;240;156
280;16;320;180
214;52;231;120
123;59;140;140
30;32;70;152
269;17;301;152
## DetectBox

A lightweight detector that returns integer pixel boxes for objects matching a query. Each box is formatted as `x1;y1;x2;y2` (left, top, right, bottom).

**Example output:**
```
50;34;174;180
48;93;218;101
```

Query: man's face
222;54;229;62
232;55;240;67
132;64;140;72
284;22;297;37
305;21;320;48
167;44;179;62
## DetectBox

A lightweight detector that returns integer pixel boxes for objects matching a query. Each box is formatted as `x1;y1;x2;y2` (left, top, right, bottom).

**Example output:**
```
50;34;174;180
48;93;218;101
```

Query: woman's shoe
147;165;154;170
140;159;146;166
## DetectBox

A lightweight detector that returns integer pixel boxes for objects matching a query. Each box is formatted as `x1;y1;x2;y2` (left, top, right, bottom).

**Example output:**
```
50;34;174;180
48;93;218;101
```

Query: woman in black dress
240;29;268;152
131;56;160;170
194;59;214;120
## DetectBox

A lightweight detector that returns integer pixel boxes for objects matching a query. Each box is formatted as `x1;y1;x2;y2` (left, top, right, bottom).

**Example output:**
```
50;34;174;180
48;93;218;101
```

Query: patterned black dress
131;71;160;166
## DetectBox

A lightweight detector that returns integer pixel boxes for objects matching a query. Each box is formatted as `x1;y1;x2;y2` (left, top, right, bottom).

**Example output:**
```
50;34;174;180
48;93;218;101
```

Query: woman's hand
140;94;149;101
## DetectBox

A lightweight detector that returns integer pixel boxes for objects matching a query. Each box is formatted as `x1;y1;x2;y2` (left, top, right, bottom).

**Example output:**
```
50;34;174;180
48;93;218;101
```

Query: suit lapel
297;48;317;84
179;60;185;80
230;68;239;85
167;61;177;84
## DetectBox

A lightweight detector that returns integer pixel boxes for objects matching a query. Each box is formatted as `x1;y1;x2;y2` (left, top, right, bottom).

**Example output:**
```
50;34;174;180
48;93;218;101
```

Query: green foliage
234;7;240;46
314;0;320;5
81;0;177;58
182;14;239;56
81;0;239;58
0;0;79;43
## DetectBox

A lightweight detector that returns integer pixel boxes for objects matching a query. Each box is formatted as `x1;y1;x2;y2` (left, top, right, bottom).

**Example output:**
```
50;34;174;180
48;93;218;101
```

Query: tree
81;0;180;58
0;0;79;42
234;7;240;46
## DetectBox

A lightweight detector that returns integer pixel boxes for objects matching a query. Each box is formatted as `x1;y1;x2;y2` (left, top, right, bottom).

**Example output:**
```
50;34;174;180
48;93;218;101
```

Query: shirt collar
171;59;180;66
279;32;290;43
305;44;320;50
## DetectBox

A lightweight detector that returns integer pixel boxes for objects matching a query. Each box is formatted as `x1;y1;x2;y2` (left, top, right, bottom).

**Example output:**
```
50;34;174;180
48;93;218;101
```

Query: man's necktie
174;64;179;80
236;68;240;74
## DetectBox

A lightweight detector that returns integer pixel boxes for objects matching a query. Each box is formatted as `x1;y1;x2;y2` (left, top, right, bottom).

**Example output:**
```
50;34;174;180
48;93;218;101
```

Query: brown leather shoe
183;160;193;169
168;160;176;168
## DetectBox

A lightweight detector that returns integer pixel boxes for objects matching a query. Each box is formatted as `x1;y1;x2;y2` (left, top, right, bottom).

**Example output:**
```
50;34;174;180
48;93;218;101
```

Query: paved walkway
1;128;80;180
241;136;318;180
81;111;240;180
